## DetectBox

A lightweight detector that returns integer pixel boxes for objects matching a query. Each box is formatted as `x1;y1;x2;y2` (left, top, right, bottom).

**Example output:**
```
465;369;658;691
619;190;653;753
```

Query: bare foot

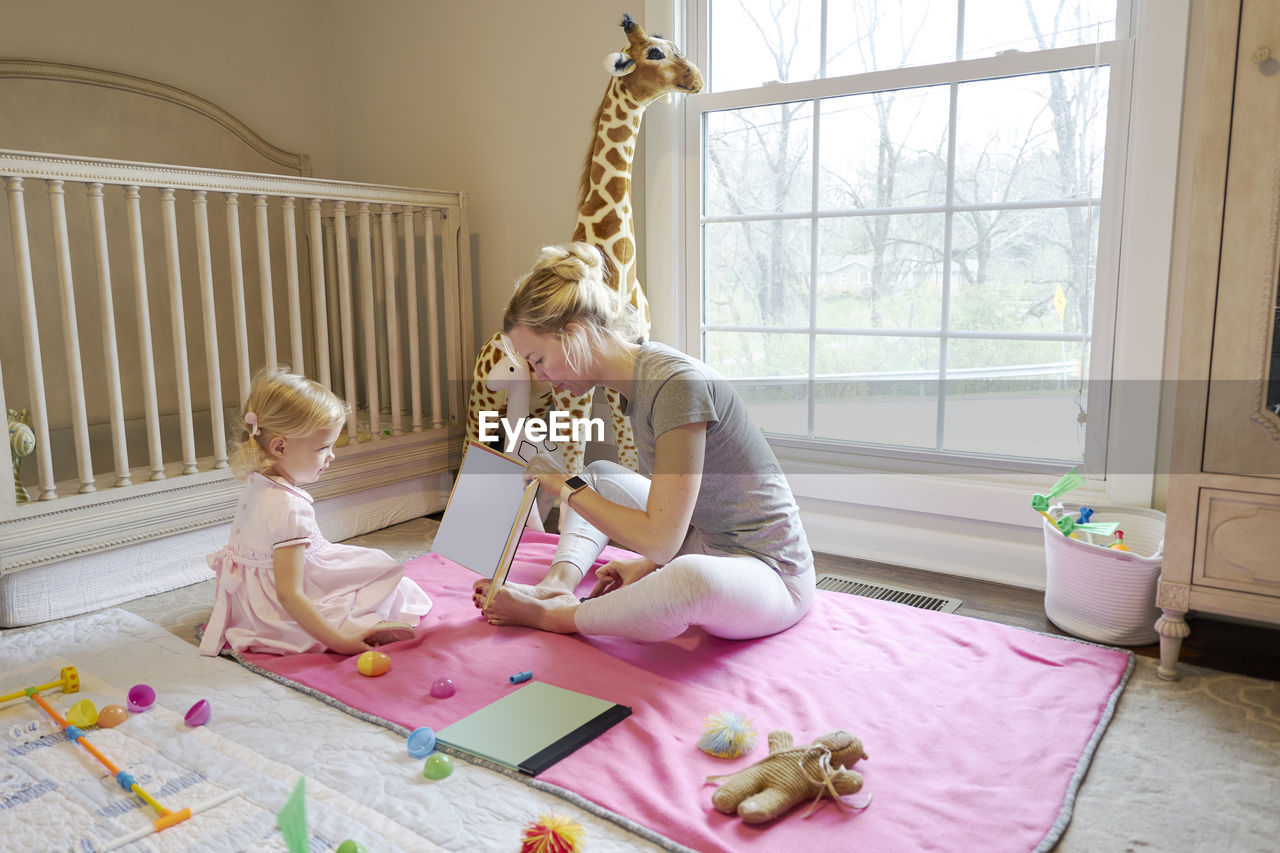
484;585;579;633
471;578;573;610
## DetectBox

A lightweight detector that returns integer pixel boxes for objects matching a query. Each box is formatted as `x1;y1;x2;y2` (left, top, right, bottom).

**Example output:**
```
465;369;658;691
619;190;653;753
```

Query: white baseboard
799;498;1049;591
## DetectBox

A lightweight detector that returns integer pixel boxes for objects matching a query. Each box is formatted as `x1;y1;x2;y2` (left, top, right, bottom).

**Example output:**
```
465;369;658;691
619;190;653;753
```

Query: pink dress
199;472;432;656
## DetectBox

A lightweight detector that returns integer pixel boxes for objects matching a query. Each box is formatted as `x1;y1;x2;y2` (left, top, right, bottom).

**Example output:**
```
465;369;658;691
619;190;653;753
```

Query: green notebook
436;681;632;776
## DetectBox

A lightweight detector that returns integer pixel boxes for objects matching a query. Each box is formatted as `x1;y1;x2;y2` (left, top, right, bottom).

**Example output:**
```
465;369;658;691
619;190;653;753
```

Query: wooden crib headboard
0;58;310;176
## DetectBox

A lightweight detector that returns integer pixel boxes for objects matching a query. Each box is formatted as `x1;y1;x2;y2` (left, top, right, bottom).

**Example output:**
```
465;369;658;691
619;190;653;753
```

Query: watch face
565;475;589;490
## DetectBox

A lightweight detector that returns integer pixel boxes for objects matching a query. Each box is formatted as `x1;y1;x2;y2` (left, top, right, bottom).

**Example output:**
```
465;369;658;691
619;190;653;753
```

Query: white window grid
680;2;1135;471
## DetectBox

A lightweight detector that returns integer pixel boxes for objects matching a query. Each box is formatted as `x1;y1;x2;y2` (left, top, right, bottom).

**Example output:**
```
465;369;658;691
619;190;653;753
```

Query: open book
431;440;539;608
436;681;632;775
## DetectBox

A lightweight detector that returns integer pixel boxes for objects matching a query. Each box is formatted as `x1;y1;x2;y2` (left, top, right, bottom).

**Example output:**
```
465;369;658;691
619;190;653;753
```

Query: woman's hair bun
534;242;604;283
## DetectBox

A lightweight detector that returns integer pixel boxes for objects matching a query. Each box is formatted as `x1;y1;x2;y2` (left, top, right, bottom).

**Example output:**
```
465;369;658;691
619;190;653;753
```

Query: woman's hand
589;556;660;598
522;452;570;494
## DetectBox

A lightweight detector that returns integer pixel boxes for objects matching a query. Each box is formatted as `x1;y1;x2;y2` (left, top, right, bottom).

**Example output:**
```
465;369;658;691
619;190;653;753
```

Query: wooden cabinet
1160;0;1280;679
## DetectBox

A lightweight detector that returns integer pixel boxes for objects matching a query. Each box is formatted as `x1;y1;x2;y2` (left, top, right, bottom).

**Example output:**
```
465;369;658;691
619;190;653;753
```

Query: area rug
225;530;1133;853
0;658;432;851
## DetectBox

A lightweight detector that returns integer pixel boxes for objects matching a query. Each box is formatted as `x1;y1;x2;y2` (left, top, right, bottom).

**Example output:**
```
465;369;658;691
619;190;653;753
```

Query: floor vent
816;575;963;613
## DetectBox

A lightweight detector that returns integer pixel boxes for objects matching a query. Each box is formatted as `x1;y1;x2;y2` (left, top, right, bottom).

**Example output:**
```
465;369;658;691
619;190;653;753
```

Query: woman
474;242;814;642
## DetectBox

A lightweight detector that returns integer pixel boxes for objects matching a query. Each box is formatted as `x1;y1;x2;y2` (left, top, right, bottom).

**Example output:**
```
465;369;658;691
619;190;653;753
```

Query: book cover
432;440;539;607
435;681;632;775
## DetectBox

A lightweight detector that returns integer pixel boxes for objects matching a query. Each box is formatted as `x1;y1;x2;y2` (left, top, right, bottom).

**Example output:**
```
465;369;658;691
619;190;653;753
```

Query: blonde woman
200;368;430;657
474;242;815;641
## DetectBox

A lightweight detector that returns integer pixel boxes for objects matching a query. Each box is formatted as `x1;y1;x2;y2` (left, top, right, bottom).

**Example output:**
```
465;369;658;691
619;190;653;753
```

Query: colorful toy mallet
2;665;240;851
1030;469;1120;539
1;667;193;832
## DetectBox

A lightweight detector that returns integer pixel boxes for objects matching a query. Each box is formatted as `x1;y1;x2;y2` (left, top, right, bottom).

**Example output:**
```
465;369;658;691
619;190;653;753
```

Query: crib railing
0;148;473;524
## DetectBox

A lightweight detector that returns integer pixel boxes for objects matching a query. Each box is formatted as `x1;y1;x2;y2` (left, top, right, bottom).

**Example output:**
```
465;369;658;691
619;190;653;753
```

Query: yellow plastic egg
357;650;391;677
97;704;128;728
65;698;98;728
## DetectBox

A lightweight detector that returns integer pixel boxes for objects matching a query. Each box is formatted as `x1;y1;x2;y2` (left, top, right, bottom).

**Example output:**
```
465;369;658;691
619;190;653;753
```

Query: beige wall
0;0;647;349
0;0;338;175
323;0;642;337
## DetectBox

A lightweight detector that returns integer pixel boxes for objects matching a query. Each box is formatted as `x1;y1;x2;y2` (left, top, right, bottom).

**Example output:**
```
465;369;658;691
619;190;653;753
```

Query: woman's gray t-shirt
624;342;813;575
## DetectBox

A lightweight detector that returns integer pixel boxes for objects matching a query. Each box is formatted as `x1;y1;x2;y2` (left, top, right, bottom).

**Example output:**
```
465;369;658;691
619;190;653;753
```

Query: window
686;0;1130;467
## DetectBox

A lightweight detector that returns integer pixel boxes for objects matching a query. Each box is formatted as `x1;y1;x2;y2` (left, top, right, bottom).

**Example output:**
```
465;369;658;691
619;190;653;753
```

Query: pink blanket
233;530;1130;853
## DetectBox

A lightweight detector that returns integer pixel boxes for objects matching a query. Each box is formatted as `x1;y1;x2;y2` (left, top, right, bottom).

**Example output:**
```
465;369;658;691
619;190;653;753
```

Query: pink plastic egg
430;678;455;699
126;684;155;713
97;705;128;728
184;699;211;727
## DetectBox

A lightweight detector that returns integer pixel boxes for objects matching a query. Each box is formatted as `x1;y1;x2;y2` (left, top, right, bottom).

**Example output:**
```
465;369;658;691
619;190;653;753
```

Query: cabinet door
1202;0;1280;478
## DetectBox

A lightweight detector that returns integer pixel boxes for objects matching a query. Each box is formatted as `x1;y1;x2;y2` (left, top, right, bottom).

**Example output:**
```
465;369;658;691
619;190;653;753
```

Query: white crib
0;60;475;626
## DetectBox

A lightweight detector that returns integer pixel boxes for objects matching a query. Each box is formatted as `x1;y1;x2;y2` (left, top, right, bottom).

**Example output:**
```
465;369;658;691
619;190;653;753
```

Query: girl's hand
589;556;660;598
329;630;374;657
522;452;569;493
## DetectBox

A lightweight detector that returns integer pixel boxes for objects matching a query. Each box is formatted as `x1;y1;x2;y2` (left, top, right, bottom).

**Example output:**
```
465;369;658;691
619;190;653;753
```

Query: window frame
678;1;1137;476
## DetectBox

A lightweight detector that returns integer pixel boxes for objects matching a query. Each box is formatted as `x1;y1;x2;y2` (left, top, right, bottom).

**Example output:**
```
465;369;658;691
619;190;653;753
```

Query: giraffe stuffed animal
465;14;704;475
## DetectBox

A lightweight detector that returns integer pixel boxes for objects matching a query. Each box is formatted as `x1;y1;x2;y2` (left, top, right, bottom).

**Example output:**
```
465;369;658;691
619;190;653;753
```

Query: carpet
228;530;1133;853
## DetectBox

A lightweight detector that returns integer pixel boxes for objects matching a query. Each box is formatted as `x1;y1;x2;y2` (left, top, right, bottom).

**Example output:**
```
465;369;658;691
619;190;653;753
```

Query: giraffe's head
602;13;703;105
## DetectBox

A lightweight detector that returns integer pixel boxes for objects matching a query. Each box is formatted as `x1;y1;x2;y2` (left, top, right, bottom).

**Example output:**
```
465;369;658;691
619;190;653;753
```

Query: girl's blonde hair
229;367;348;477
502;242;645;372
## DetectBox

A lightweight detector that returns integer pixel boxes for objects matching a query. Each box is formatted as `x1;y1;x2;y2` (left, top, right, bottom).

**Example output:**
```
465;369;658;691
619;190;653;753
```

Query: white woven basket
1042;502;1165;646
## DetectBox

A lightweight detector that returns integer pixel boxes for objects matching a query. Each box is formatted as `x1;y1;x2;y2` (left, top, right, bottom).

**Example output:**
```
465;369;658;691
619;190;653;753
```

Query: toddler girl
199;368;431;656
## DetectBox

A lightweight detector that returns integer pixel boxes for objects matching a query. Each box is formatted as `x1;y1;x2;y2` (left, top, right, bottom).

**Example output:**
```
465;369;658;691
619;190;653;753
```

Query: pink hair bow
244;412;261;437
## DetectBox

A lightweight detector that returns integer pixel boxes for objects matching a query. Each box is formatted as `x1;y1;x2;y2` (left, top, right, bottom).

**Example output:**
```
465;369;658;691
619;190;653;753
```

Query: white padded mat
0;609;667;852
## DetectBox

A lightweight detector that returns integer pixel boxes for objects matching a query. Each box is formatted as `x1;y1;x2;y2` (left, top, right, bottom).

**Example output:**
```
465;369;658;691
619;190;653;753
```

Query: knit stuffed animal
709;729;868;824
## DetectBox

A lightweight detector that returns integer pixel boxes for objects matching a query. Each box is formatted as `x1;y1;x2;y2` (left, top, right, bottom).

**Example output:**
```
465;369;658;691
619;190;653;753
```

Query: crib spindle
322;215;342;397
372;212;390;418
423;210;443;429
333;202;359;440
191;191;227;469
87;183;131;487
225;193;252;405
402;209;422;432
160;188;199;475
5;177;57;499
124;186;165;481
47;181;95;493
254;195;278;371
308;199;331;389
357;203;381;439
282;197;305;375
381;205;403;435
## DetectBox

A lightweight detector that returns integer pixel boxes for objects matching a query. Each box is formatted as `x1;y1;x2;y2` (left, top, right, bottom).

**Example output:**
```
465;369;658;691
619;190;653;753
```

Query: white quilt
0;610;672;852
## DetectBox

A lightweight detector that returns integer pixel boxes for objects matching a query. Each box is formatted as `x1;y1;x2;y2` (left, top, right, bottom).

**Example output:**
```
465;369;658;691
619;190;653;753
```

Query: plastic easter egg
336;842;368;853
429;678;455;698
66;699;98;728
97;705;128;728
407;726;436;758
422;753;453;780
357;650;392;677
184;699;212;727
126;684;155;713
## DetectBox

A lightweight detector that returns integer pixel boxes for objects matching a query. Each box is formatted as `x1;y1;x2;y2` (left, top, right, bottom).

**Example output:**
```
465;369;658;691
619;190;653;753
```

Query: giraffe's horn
622;13;648;46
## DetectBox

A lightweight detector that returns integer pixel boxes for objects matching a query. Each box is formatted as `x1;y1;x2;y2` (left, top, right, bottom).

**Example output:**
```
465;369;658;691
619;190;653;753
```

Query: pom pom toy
708;729;871;824
697;710;758;759
520;813;584;853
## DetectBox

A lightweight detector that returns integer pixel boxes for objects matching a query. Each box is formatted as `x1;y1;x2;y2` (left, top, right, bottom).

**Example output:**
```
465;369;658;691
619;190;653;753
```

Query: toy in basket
1031;469;1118;539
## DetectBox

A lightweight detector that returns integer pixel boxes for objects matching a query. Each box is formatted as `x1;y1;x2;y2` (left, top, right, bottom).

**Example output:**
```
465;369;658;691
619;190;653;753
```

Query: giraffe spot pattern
605;147;628;172
605;175;629;203
582;190;609;217
607;124;631;143
592;208;623;241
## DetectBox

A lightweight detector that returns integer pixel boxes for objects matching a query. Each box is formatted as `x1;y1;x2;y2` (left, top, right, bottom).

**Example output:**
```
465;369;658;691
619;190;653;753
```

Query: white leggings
558;460;815;643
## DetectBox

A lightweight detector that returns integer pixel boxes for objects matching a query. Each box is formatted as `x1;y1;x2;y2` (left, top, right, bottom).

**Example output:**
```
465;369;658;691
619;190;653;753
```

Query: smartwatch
560;475;589;506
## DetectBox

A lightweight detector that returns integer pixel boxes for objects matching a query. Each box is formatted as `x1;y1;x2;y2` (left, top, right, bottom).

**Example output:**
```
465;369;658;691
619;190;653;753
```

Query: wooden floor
815;550;1280;682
